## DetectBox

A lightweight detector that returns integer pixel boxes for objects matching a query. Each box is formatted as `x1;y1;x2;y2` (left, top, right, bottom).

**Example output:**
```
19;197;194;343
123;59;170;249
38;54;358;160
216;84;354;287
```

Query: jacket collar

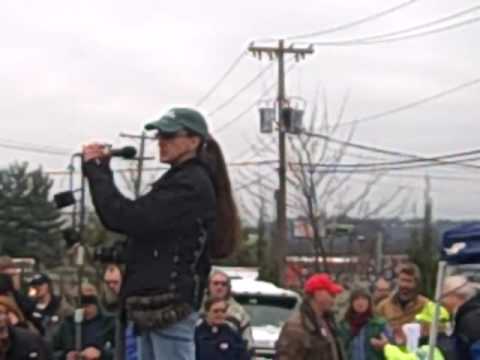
300;300;335;334
455;292;480;331
157;157;211;178
41;295;61;315
391;291;422;310
300;301;318;333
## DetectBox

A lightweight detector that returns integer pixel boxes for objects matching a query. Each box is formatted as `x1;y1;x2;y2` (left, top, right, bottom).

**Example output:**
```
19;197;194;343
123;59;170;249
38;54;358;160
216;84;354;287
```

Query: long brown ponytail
198;135;240;259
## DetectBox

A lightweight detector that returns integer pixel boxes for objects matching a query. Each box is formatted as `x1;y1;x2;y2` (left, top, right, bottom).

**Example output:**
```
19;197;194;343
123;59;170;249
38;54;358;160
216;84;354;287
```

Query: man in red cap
276;273;345;360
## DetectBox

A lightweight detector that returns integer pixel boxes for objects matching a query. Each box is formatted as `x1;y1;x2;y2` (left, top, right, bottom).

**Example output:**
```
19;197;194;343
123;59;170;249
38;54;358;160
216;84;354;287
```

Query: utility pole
257;177;266;266
249;40;314;284
119;132;154;199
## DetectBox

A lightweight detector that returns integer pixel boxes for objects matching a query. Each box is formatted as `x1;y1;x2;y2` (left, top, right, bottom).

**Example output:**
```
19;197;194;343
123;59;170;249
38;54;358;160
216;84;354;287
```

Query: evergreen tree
216;227;257;267
0;162;64;267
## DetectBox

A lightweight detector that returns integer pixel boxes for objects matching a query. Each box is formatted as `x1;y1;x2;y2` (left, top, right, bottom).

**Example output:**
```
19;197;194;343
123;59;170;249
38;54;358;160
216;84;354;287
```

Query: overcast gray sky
1;0;479;221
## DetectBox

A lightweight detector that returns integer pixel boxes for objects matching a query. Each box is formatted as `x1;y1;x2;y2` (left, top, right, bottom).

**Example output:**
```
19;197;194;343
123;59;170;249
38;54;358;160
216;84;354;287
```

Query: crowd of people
276;263;480;360
0;256;479;360
0;255;118;359
2;108;480;360
0;257;255;360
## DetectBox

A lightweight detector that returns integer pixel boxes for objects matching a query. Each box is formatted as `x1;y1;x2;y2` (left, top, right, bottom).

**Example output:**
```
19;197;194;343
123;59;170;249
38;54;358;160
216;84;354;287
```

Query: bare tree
234;89;406;275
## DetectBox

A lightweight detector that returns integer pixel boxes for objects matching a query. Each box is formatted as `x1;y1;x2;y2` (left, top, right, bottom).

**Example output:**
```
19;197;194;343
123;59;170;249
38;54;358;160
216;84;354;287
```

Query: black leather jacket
84;157;216;309
454;293;480;360
5;326;49;360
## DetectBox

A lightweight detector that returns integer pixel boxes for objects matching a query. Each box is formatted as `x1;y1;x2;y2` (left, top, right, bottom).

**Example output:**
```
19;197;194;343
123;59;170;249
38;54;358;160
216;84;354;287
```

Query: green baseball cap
144;108;209;138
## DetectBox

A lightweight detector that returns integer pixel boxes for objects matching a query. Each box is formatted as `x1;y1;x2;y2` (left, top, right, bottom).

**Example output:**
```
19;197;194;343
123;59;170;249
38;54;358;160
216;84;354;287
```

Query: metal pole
72;153;86;351
276;39;288;285
134;132;146;199
257;177;265;265
68;158;77;230
428;260;448;360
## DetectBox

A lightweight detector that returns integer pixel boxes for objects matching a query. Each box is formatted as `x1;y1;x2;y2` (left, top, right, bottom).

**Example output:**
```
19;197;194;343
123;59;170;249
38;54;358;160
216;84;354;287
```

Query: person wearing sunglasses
205;271;254;352
195;297;250;360
82;108;240;360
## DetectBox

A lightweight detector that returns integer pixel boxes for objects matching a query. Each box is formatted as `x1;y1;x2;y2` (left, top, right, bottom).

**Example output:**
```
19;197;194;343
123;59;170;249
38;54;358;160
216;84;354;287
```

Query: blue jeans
126;323;138;360
137;312;198;360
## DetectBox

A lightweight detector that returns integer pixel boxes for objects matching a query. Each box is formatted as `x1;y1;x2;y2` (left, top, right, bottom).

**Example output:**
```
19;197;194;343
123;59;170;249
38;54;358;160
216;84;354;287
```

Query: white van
230;279;301;359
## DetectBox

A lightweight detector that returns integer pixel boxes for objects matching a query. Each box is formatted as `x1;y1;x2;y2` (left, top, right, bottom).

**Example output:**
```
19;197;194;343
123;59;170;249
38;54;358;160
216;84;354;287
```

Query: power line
324;143;480;178
0;137;72;153
284;0;419;40
46;160;480;183
207;62;274;117
231;161;479;185
301;131;480;171
195;50;247;107
46;166;169;176
349;171;480;184
335;4;480;43
237;75;480;170
213;80;277;133
229;139;480;177
234;151;480;172
308;149;480;169
232;156;480;175
347;175;480;199
234;177;264;191
0;142;70;157
213;61;297;134
338;77;480;128
300;156;480;173
304;13;480;46
367;15;480;44
226;145;480;180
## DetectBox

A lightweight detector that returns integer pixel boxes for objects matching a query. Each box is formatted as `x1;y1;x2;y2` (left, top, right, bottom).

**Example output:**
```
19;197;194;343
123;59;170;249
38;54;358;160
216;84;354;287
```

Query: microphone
108;146;137;159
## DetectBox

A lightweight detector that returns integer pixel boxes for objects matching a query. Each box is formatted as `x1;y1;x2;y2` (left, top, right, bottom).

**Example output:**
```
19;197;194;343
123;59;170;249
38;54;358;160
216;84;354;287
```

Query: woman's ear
189;136;202;152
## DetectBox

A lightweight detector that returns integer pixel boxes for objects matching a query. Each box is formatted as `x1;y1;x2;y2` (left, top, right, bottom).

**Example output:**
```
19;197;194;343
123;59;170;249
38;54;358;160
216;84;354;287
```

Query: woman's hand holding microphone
82;143;111;163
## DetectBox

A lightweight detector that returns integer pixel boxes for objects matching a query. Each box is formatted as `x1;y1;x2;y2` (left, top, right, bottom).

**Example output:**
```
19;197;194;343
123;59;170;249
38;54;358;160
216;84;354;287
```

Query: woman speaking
82;107;240;360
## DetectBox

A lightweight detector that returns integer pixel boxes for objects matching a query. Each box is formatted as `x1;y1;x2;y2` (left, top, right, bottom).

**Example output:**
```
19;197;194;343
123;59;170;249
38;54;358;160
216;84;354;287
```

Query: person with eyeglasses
205;271;254;352
82;108;240;360
372;277;393;307
195;297;250;360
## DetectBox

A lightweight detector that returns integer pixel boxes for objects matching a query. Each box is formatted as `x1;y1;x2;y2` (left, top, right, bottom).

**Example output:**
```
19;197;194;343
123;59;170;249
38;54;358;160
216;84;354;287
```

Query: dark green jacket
338;316;388;360
52;311;115;360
